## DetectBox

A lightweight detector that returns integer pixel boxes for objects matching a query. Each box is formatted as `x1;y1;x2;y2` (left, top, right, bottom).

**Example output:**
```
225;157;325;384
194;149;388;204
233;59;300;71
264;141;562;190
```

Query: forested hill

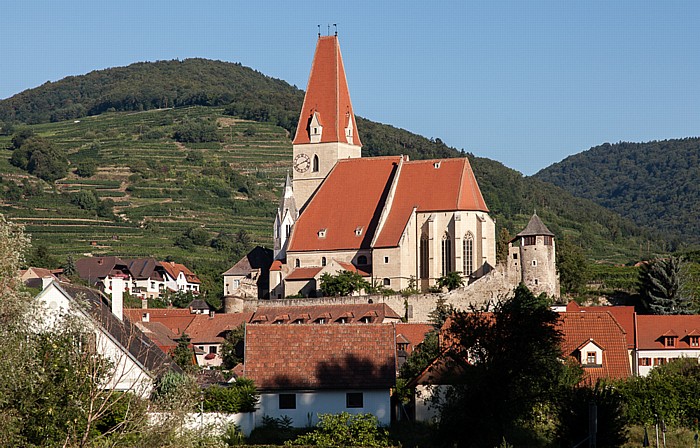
534;138;700;245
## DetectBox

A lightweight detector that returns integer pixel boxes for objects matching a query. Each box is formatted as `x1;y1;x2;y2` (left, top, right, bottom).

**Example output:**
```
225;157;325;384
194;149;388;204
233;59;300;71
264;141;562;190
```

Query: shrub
286;412;391;447
202;379;259;413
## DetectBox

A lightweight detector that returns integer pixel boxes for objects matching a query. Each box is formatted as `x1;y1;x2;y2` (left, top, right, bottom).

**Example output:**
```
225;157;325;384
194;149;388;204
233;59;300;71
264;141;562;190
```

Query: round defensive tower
512;213;559;298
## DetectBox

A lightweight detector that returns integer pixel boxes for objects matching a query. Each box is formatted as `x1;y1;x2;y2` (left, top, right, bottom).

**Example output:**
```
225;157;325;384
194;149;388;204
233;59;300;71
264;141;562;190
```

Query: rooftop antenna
334;23;338;36
317;24;321;38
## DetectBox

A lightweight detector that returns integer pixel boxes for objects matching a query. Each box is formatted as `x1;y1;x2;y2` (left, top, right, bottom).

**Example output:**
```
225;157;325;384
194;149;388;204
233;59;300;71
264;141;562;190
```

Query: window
384;256;389;264
336;317;347;324
638;357;652;366
534;279;539;285
357;255;368;265
359;316;372;323
532;260;537;267
690;336;699;347
420;235;429;279
544;236;553;246
209;346;217;354
523;236;536;246
383;278;391;286
150;281;155;289
285;225;291;238
664;336;676;347
321;257;327;267
292;319;304;324
586;352;597;365
512;253;518;260
295;259;300;268
653;358;667;366
463;232;474;275
441;233;452;276
346;392;363;408
315;318;326;324
397;342;408;351
279;394;296;409
312;154;319;172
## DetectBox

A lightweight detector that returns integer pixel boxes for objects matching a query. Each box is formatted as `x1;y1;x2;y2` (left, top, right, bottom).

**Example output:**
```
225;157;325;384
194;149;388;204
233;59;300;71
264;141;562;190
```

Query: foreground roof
567;302;636;349
244;324;396;390
292;35;361;147
250;303;401;324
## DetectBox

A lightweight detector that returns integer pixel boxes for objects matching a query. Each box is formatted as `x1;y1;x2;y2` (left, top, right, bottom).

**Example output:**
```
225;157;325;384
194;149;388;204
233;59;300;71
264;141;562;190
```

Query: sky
1;1;699;175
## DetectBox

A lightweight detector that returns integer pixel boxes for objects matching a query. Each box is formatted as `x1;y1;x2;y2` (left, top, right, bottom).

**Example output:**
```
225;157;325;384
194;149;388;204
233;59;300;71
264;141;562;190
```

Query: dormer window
663;336;677;347
309;112;323;143
355;226;363;236
318;228;327;238
690;336;699;347
433;161;441;169
586;352;597;365
345;115;354;144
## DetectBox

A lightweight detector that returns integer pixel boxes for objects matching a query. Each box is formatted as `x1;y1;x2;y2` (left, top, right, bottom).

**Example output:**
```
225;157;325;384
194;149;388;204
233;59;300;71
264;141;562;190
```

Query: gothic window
295;259;300;268
420;234;429;279
463;232;474;275
441;233;452;276
357;255;368;265
312;154;319;172
285;225;291;238
321;257;326;267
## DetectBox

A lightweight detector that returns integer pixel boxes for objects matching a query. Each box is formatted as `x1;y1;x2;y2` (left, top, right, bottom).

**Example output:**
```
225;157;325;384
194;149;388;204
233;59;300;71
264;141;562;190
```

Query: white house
35;278;181;397
243;324;396;427
161;261;201;294
634;314;700;376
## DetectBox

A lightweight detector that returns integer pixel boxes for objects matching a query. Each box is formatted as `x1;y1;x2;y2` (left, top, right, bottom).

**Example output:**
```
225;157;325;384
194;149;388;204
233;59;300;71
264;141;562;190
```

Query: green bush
286;413;391;447
202;379;259;413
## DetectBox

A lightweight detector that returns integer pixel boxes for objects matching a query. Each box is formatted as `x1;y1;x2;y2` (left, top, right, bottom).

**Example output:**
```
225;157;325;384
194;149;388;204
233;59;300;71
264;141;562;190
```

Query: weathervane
317;24;321;37
334;23;337;36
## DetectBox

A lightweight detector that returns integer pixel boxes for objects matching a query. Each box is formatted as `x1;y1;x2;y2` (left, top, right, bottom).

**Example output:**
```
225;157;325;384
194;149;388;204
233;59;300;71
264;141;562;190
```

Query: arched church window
295;259;300;268
420;234;429;279
441;233;452;276
463;232;474;276
312;154;319;172
321;257;326;266
357;255;368;265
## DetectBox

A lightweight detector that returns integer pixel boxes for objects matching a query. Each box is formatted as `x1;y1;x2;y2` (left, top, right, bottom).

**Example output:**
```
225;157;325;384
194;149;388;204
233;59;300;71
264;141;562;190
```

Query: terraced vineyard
0;106;289;270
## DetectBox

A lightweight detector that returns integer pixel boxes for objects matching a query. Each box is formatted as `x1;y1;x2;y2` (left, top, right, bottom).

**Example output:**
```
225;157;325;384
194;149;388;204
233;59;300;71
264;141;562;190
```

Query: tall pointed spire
293;35;362;146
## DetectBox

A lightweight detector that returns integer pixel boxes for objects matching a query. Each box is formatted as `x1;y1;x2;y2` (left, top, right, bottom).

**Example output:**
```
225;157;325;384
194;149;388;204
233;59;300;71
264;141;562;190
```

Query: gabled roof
374;158;489;248
336;261;371;277
52;283;182;376
185;313;253;344
250;303;401;325
223;246;274;276
160;261;201;284
516;213;554;238
292;35;361;147
125;258;164;280
284;267;324;281
243;324;396;390
188;299;211;312
288;156;401;252
395;323;433;354
135;321;179;353
75;256;129;284
566;302;636;349
636;315;700;350
124;308;197;336
558;311;631;384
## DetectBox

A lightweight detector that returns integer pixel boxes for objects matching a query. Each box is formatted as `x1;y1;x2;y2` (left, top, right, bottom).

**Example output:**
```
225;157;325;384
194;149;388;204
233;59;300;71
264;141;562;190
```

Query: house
75;256;131;296
243;324;396;427
125;258;167;299
223;246;273;299
271;35;496;297
20;266;62;288
558;311;632;384
161;261;201;294
35;278;181;397
634;314;700;376
249;303;402;325
395;323;433;369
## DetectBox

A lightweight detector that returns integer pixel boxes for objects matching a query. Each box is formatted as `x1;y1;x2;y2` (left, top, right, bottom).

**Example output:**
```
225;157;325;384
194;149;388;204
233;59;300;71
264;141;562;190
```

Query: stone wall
224;266;520;322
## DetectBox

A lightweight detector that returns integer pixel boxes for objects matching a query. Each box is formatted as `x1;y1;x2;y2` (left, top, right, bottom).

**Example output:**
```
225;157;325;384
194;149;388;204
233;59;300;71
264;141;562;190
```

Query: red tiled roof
288;156;401;252
124;308;197;336
336;261;371;277
567;302;636;349
558;311;631;384
292;36;361;147
636;314;700;350
285;267;324;281
135;321;179;352
395;323;432;354
270;260;283;271
374;158;489;248
251;303;402;325
185;313;253;344
243;324;395;390
160;261;201;284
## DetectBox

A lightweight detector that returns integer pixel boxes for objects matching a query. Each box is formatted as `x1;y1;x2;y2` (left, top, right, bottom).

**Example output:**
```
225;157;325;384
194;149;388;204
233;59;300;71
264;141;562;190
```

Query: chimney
41;276;54;290
142;312;150;323
209;310;215;319
111;277;124;321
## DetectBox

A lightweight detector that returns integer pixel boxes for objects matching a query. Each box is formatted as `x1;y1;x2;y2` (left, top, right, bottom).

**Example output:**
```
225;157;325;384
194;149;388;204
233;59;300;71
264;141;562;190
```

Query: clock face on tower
294;153;311;173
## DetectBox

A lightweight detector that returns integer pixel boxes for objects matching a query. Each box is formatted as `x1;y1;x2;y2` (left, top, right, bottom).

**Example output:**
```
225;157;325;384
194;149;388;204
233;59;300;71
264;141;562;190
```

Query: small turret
273;173;298;260
507;213;559;298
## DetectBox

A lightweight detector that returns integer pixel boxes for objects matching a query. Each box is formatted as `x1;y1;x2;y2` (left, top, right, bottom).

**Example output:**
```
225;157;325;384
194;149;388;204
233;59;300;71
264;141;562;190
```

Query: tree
496;227;512;264
221;324;246;369
63;254;77;277
75;159;98;177
437;271;463;291
71;189;100;211
639;256;694;314
556;236;590;295
10;137;68;182
436;285;573;447
320;270;369;297
288;412;391;447
171;333;196;371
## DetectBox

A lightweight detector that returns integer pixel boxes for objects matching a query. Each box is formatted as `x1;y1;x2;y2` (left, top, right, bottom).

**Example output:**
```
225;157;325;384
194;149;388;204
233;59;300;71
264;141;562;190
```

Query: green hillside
534;139;700;247
0;59;669;299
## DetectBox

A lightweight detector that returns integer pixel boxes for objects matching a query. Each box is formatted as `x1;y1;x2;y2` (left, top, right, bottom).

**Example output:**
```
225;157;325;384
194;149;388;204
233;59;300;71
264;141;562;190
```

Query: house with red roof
249;303;402;325
634;314;700;376
161;261;201;294
243;324;396;426
271;35;496;298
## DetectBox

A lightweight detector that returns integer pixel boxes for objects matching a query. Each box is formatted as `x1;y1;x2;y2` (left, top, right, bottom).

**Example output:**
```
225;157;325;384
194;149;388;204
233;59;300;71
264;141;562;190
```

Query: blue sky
2;1;699;175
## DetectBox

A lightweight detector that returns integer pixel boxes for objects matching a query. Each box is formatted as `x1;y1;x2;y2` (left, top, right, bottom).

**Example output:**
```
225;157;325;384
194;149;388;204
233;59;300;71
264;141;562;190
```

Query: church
270;35;496;298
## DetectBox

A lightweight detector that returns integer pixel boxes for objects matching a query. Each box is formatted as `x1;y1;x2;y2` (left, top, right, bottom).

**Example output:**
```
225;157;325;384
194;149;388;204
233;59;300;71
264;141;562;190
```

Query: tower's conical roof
292;35;362;147
516;213;554;238
278;172;298;219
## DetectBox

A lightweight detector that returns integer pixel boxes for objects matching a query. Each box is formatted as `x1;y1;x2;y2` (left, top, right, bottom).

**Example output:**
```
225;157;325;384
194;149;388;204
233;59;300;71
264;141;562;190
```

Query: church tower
507;213;560;298
273;173;298;260
292;35;362;209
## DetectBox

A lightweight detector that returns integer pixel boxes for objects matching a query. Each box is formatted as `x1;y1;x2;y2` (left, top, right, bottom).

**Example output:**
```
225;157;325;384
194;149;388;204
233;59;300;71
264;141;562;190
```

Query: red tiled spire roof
288;156;401;252
374;158;489;248
293;36;362;146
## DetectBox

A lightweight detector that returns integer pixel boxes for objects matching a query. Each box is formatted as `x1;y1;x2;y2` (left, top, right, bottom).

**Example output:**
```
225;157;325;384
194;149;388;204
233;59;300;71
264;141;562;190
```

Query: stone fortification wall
224;267;519;322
